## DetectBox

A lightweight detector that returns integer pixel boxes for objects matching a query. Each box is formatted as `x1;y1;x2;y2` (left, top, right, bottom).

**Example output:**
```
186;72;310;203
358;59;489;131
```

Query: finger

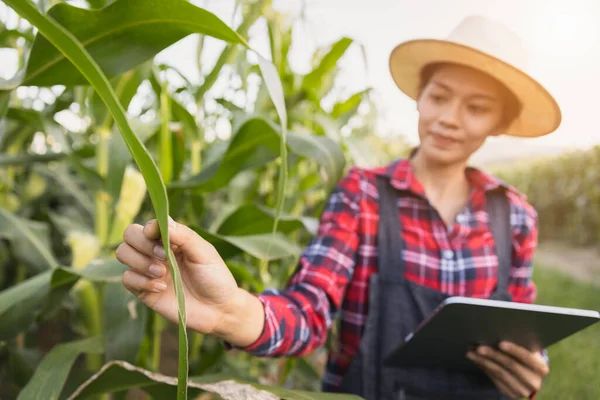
499;342;549;377
164;217;222;264
468;354;522;399
122;270;167;296
467;351;532;399
142;219;162;240
492;376;522;400
476;346;540;393
116;243;167;278
123;224;163;260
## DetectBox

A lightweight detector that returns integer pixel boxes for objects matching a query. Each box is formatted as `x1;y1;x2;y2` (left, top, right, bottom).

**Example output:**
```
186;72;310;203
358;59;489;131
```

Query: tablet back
384;297;600;371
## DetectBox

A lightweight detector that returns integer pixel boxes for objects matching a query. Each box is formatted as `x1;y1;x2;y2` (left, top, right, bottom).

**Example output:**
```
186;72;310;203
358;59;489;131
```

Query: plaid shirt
230;158;539;388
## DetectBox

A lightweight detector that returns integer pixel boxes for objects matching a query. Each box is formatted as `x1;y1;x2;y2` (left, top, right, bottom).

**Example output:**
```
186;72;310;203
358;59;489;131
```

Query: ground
535;241;600;286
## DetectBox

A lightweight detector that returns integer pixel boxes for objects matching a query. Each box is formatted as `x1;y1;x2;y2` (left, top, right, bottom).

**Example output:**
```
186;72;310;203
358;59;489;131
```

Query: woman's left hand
467;341;549;399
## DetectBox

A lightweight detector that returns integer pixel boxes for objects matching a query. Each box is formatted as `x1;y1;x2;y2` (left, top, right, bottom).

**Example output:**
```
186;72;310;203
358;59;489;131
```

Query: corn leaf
216;204;318;236
1;1;191;396
17;336;104;400
103;282;149;364
287;131;346;188
34;164;96;218
171;118;344;192
67;360;364;400
0;90;9;119
0;207;59;271
192;227;301;262
4;1;290;398
0;258;127;340
302;37;353;100
19;0;248;87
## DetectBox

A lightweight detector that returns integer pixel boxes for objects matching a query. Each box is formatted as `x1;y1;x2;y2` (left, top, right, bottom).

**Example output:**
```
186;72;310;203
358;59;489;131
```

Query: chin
419;145;466;166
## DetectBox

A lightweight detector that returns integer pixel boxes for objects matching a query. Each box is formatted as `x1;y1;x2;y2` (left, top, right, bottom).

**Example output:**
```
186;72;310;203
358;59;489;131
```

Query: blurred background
0;0;598;399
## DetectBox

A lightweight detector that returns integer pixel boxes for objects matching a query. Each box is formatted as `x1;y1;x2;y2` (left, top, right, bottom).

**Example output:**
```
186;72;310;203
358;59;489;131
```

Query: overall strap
376;175;406;281
485;189;514;302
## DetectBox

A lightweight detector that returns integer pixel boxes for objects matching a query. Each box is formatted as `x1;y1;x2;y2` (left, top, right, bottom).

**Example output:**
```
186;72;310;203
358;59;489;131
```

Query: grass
533;265;600;400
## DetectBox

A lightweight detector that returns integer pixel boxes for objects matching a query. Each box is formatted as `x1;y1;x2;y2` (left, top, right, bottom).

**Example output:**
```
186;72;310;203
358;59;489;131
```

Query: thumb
144;216;222;265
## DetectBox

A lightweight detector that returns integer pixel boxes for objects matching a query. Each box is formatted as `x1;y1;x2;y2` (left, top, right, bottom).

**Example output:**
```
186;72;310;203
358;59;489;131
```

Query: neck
410;150;470;204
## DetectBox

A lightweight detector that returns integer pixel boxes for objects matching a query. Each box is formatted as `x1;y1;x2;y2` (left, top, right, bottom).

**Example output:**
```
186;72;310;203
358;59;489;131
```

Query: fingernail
153;281;167;292
153;245;166;260
149;264;164;278
466;352;474;359
168;216;176;230
499;341;509;350
478;346;487;355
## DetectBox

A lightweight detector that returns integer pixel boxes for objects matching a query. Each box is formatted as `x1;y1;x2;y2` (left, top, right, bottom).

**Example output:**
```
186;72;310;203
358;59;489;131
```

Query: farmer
116;15;561;400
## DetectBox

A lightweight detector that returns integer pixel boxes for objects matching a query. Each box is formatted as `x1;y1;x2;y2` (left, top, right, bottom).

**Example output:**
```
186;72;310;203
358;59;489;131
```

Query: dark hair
418;62;522;128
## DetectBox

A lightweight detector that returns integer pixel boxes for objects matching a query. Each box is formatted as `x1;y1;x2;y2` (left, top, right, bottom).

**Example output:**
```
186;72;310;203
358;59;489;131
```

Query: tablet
383;297;600;371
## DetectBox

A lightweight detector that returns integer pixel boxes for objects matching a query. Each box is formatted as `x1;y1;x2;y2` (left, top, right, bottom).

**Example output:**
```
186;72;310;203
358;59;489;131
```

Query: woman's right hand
115;217;264;346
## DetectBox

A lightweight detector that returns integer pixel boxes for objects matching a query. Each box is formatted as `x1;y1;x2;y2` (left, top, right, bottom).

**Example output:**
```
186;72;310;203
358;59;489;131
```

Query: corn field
0;0;408;398
494;146;600;249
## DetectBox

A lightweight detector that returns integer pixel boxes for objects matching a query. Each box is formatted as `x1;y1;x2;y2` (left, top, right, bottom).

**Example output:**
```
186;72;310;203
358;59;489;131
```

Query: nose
438;101;460;130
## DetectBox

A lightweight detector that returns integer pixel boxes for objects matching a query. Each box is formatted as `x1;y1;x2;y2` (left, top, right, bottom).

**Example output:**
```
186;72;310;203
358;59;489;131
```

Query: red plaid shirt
231;158;539;388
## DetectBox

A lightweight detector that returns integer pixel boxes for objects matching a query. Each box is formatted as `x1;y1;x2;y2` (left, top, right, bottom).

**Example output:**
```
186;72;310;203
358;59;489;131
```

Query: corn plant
494;146;600;249
0;0;380;398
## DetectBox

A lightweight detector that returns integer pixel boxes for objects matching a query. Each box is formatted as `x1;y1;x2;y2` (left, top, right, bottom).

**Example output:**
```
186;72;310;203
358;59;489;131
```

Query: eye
467;104;491;114
429;93;446;103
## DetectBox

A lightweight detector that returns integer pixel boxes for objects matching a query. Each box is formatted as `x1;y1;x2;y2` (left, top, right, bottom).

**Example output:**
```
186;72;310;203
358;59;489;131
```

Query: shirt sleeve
507;193;539;304
223;167;363;356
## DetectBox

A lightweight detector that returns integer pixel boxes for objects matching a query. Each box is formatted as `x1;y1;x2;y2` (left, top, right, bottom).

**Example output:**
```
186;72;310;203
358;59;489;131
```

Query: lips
430;132;460;147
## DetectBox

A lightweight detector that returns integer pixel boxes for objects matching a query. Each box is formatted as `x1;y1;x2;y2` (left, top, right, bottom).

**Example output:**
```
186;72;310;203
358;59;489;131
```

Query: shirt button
443;250;454;260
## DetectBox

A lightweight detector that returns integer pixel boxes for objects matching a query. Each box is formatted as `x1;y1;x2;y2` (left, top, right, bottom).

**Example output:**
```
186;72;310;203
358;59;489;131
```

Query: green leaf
34;164;96;218
172;117;343;192
66;361;363;400
0;90;10;120
106;118;159;204
91;63;151;127
0;258;126;340
52;258;128;286
5;2;289;399
216;204;318;236
20;0;248;87
227;261;264;292
170;117;280;191
0;270;52;322
256;54;289;238
193;227;301;261
170;95;199;141
17;336;104;400
331;89;370;125
0;151;69;166
0;207;59;271
2;0;191;395
303;37;353;99
288;131;346;188
103;282;149;364
7;348;42;389
48;210;93;237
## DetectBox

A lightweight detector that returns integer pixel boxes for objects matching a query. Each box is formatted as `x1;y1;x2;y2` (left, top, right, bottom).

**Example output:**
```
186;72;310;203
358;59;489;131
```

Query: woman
116;15;561;400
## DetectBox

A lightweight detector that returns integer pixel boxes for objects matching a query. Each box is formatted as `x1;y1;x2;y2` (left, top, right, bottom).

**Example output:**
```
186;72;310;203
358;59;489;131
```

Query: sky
2;0;599;152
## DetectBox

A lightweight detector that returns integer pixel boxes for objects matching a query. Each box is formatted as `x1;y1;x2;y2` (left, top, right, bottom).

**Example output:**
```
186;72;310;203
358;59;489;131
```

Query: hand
467;341;549;399
116;217;258;343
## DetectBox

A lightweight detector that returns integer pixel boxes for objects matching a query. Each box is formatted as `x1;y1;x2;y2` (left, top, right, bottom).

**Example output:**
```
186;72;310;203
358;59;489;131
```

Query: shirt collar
377;158;520;197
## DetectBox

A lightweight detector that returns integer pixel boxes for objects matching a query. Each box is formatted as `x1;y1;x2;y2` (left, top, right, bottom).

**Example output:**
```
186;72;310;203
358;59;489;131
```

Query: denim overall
326;175;513;400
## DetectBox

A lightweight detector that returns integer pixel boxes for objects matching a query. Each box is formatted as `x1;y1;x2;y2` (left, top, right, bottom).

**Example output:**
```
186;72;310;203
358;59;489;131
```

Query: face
416;64;510;166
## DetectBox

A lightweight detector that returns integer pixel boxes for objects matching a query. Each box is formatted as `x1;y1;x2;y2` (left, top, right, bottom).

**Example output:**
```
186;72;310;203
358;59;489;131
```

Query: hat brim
389;39;562;137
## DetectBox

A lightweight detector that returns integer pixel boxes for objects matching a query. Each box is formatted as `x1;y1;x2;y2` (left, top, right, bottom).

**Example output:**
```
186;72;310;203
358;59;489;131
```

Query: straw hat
389;15;562;137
